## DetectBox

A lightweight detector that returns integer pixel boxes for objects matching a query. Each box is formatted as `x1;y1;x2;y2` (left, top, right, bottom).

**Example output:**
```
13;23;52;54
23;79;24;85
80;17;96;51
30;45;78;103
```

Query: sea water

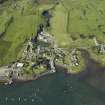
0;68;105;105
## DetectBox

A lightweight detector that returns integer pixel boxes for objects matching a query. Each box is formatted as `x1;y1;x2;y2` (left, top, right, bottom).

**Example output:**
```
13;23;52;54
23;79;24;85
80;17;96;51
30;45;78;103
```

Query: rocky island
0;0;105;84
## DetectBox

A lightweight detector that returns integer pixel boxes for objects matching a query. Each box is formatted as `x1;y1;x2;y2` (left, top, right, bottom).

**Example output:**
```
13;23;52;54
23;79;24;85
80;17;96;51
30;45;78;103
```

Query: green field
51;4;70;47
0;0;41;65
50;0;105;67
0;0;105;72
51;0;105;46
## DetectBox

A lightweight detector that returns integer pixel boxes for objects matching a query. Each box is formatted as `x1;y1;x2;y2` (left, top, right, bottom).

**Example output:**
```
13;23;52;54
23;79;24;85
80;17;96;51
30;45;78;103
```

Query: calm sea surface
0;67;105;105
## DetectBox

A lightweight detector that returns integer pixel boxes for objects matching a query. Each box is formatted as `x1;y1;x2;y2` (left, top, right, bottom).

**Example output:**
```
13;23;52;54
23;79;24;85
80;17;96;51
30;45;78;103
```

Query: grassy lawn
0;12;12;35
51;4;70;48
2;15;39;65
63;0;105;40
0;0;41;65
50;0;105;68
1;0;105;73
50;1;103;49
0;39;11;65
0;0;55;66
50;0;105;73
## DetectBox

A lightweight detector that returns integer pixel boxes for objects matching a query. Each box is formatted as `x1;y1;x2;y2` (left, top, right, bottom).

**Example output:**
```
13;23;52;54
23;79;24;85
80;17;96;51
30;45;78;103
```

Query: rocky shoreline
0;66;56;85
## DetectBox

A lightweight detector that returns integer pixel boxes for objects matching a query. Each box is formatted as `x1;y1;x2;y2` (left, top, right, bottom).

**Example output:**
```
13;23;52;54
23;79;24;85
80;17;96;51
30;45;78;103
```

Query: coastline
0;1;105;86
0;63;104;86
10;65;65;84
7;68;56;85
1;49;105;85
1;64;67;85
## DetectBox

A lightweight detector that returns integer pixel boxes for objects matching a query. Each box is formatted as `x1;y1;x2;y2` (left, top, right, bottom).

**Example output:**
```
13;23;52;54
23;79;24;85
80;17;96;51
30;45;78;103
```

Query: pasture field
0;0;105;72
51;4;70;48
51;0;105;46
0;0;56;66
50;0;105;68
49;0;105;72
